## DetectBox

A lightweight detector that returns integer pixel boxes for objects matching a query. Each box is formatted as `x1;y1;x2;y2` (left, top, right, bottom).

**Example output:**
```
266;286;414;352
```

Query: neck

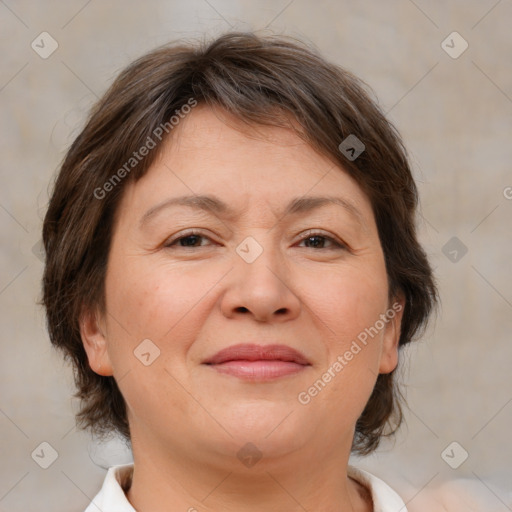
124;433;371;512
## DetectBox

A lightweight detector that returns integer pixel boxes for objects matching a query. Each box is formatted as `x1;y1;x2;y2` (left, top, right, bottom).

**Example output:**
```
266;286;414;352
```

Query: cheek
308;261;389;342
104;257;221;354
102;258;210;419
298;270;387;425
299;261;389;404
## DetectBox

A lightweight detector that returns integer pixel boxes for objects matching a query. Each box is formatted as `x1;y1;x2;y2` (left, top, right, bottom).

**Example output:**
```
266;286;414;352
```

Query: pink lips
202;343;311;381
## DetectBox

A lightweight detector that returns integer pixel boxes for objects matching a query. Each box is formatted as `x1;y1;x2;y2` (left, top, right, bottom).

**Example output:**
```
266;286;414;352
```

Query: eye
163;229;347;251
163;230;214;248
296;230;347;250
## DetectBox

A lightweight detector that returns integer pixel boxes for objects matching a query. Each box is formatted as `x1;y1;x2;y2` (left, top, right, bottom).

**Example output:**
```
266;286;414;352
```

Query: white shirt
84;463;407;512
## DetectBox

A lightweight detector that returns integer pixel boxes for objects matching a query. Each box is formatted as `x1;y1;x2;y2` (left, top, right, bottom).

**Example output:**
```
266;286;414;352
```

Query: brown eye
297;231;346;250
164;230;213;248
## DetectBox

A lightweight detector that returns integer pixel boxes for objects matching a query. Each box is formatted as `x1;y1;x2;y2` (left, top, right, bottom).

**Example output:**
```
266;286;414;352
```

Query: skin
80;105;404;512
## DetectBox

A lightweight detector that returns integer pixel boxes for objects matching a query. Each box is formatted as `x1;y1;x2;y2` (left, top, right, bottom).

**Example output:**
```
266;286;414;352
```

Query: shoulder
405;478;511;512
347;467;511;512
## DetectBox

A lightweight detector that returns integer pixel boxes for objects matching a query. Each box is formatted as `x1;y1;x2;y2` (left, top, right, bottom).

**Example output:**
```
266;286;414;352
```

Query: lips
202;343;311;380
202;343;311;366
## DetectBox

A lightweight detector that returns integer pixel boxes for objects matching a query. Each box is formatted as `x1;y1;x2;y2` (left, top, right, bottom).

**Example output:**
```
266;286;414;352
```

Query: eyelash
163;229;347;251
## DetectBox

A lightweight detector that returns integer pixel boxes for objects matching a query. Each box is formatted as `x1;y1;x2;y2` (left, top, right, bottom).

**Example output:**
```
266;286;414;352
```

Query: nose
220;238;302;323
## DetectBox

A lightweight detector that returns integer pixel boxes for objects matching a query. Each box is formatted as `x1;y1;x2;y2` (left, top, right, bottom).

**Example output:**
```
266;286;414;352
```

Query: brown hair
41;31;438;455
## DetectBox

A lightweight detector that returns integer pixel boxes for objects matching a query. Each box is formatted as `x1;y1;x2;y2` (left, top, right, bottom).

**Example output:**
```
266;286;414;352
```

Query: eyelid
163;228;350;252
296;229;349;250
163;228;215;247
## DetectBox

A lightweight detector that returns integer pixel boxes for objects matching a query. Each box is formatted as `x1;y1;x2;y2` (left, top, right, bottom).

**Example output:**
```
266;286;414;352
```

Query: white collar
347;465;408;511
85;463;407;512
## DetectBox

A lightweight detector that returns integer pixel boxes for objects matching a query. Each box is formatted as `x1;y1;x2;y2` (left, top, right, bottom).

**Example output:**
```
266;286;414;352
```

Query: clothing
84;463;407;511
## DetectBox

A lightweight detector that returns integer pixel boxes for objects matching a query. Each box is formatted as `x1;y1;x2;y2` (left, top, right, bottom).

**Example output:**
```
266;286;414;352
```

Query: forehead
116;105;375;228
164;104;327;168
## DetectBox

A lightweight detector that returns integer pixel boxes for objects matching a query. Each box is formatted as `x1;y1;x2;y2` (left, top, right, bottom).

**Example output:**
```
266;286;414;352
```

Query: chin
203;431;308;472
219;413;310;457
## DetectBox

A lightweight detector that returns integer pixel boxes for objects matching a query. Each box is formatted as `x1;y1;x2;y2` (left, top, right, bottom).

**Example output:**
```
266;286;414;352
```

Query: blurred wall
1;1;511;510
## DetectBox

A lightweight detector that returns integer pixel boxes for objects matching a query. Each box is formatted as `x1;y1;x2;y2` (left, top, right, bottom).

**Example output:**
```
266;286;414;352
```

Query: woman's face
82;105;403;467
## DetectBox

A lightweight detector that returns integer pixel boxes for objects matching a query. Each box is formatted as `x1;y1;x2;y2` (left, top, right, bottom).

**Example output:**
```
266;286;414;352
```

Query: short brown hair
41;31;438;455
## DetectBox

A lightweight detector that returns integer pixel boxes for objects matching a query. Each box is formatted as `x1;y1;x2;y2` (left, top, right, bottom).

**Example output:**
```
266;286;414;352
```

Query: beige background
1;1;511;511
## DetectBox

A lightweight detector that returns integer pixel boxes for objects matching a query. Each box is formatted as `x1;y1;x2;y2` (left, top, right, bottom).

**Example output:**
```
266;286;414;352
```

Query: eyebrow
139;194;365;228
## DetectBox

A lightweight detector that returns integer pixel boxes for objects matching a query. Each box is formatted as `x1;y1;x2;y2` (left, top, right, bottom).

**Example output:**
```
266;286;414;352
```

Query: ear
79;306;114;376
378;294;406;374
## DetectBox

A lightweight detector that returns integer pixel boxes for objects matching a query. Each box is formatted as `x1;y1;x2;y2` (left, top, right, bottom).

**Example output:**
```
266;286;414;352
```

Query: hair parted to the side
41;31;438;455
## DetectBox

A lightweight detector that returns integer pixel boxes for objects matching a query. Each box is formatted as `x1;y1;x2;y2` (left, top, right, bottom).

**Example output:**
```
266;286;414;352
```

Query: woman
42;31;437;511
